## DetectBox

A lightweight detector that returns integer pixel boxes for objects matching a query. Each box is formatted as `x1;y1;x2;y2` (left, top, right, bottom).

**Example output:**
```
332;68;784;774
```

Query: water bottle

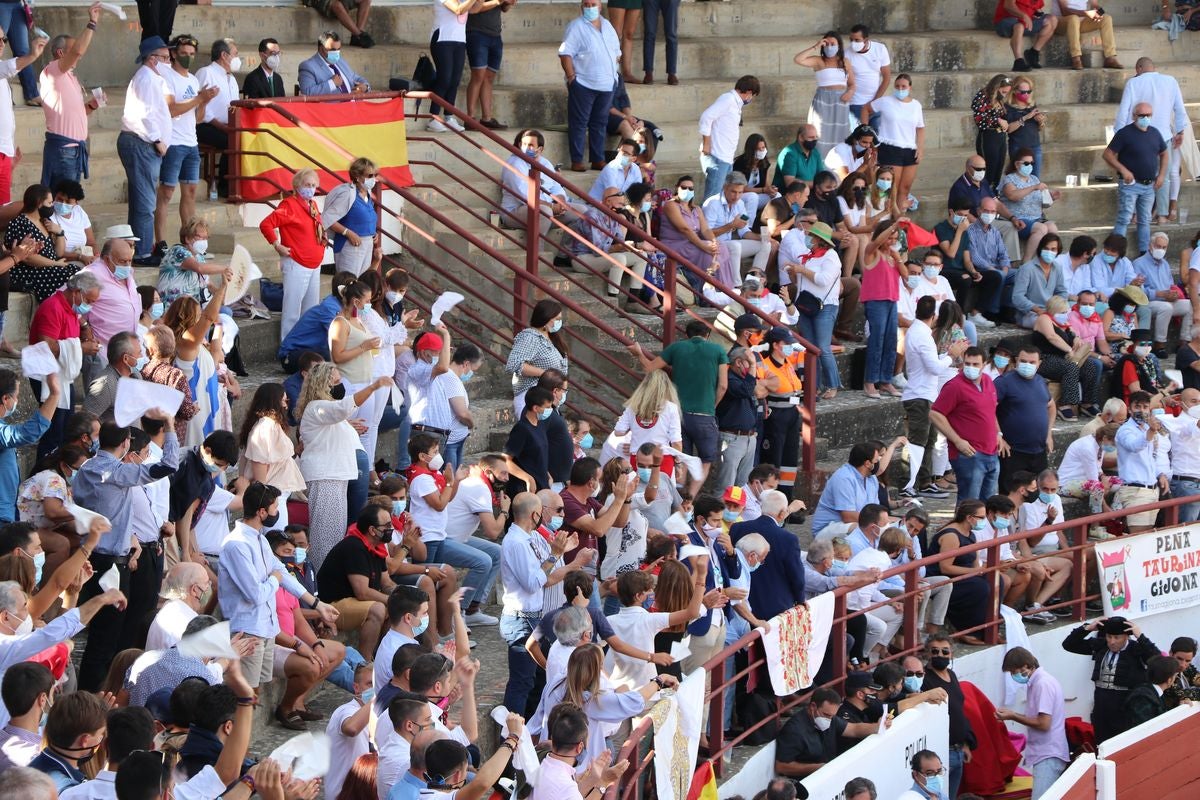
209;184;218;202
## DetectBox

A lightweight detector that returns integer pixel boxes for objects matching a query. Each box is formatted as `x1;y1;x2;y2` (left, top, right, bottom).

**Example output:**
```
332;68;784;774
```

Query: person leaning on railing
774;687;882;779
925;499;992;647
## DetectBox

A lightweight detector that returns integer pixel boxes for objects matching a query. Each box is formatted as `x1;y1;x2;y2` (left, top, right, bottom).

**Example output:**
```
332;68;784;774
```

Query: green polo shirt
773;141;826;190
661;337;729;414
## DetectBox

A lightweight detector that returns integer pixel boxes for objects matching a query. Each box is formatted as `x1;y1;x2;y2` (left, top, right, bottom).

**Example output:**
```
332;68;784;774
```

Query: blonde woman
259;168;327;340
161;285;230;447
296;362;393;571
320;157;379;277
328;278;383;471
612;369;682;477
157;218;231;305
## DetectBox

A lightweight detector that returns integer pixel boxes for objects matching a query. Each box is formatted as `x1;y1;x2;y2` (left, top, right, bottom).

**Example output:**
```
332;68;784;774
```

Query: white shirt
196;62;239;125
1018;496;1065;549
60;770;116;800
53;206;92;254
845;41;891;106
901;320;954;402
614;402;682;452
1115;70;1188;142
376;731;412;800
702;191;752;241
974;519;1015;561
445;476;493;543
411;472;449;542
407;359;436;423
374;627;418;691
145;598;199;651
1058;435;1103;485
157;63;200;147
827;143;865;176
1164;412;1200;477
326;699;370;800
697;89;744;163
500;522;550;614
1056;254;1094;298
0;58;19;157
424;371;470;444
898;280;920;323
433;0;470;43
605;606;671;690
873;94;924;150
916;274;956;312
844;547;892;610
194;486;235;556
122;63;172;144
298;396;366;482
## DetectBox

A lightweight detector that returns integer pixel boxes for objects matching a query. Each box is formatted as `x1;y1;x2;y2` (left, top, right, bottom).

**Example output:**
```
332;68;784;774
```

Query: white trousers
725;237;772;273
334;240;374;276
1149;298;1192;341
862;605;903;657
280;257;322;341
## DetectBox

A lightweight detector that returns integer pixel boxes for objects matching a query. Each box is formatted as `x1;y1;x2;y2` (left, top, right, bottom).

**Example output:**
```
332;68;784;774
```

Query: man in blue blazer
298;31;369;96
730;488;807;621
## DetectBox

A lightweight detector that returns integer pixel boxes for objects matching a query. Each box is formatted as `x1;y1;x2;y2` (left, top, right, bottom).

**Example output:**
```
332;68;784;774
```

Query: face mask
638;142;646;153
577;432;594;449
262;511;280;528
35;206;52;220
971;518;987;532
53;201;71;217
1153;408;1166;418
73;301;92;315
1018;164;1034;177
951;213;966;226
5;611;32;636
362;177;377;192
851;40;867;53
1101;443;1117;453
1135;115;1151;130
88;438;99;455
722;509;739;522
616;154;632;169
970;169;986;183
755;148;768;160
176;54;194;69
904;676;922;693
539;407;554;421
133;354;149;373
963;365;981;381
1040;249;1057;263
993;355;1009;369
876;178;892;192
1152;247;1167;260
385;291;403;306
192;238;209;255
906;275;921;289
548;515;564;532
789;202;801;215
549;319;563;334
930;655;951;670
1016;362;1037;378
1009;670;1031;686
1188;405;1200;421
1038;492;1056;505
890;241;903;252
359;687;375;705
1101;252;1117;265
149;301;164;320
411;614;430;637
266;53;281;70
330;383;346;400
813;715;833;732
326;49;342;63
461;370;474;383
1135;345;1152;358
747;558;762;573
229;56;243;71
822;45;838;58
924;775;944;796
831;559;847;571
23;549;45;584
1079;305;1095;318
1023;489;1040;502
427;453;445;472
113;263;133;280
894;88;910;100
582;5;600;20
678;188;695;202
635;466;653;484
299;186;318;201
980;212;998;225
782;343;798;357
1053;312;1071;325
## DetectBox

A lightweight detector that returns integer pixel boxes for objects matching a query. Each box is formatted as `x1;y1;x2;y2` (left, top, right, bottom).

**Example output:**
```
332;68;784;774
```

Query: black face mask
853;187;866;200
38;206;55;220
801;140;817;152
262;511;280;528
330;384;347;400
1023;490;1039;503
930;656;951;671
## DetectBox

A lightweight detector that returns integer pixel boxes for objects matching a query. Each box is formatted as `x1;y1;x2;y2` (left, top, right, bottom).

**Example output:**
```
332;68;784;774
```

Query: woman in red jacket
260;168;328;341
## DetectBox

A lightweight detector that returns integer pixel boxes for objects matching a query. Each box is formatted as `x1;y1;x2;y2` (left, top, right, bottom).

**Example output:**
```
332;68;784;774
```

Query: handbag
411;54;436;114
259;279;283;313
794;274;836;317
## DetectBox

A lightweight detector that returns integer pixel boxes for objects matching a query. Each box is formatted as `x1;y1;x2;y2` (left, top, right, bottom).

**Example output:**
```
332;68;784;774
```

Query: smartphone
739;214;750;221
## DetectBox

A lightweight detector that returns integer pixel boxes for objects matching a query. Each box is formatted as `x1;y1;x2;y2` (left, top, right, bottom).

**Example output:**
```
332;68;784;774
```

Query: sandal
295;707;323;721
819;389;838;401
274;706;308;731
879;384;902;397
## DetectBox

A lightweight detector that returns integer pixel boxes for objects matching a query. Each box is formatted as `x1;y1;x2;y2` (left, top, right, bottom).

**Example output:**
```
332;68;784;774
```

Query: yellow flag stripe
238;118;410;179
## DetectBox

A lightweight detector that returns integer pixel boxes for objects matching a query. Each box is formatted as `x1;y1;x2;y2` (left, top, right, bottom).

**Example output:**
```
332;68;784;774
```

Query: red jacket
259;194;327;268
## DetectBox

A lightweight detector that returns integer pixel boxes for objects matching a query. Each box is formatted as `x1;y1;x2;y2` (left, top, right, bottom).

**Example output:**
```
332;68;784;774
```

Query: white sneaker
968;312;996;329
1025;603;1056;624
891;373;908;390
426;118;449;133
445;116;465;132
463;610;498;626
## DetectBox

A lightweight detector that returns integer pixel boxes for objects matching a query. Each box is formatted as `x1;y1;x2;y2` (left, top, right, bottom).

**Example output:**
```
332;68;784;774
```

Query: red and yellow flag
235;97;414;201
686;761;719;800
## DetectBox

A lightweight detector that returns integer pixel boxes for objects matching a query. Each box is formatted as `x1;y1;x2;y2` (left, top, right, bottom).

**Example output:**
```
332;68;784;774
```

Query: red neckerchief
405;463;447;493
1072;305;1101;323
535;524;555;544
346;524;388;558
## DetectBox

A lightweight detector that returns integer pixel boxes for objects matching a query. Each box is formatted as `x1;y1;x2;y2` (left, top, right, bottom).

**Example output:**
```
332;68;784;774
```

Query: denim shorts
995;15;1049;38
159;143;200;187
466;30;503;72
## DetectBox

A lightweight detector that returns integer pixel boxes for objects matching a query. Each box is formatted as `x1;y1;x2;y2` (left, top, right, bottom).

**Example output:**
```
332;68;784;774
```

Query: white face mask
850;40;867;53
192;238;209;255
428;453;445;472
813;714;833;731
385;291;403;305
980;212;998;225
1187;404;1200;420
265;53;281;71
1151;247;1167;260
971;169;987;182
755;148;768;160
229;56;243;72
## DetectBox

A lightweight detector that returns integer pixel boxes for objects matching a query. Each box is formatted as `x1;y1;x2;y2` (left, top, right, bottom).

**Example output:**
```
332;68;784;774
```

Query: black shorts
878;142;918;167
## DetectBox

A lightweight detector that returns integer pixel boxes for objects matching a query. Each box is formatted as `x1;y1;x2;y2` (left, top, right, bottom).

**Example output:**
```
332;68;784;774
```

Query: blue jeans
951;452;1000;503
722;613;750;730
986;268;1017;316
347;448;370;526
567;81;614;165
326;645;366;692
849;104;881;132
864;300;898;384
1114;181;1156;254
41;137;84;188
642;0;681;74
500;614;538;714
117;132;162;257
444;438;466;470
0;3;36;101
948;746;965;800
395;402;412;470
1171;478;1200;523
425;538;498;609
701;154;732;203
796;303;842;390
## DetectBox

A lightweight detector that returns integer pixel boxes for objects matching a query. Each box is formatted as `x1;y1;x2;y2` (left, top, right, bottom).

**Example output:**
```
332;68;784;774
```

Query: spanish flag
686;761;719;800
236;97;415;201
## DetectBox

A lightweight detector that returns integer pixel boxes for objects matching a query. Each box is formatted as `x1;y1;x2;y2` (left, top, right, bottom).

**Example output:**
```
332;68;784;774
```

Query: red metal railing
227;92;821;470
609;495;1197;797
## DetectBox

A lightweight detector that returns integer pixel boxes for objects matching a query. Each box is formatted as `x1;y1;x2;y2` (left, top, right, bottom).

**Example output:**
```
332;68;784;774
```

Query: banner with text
1094;524;1200;619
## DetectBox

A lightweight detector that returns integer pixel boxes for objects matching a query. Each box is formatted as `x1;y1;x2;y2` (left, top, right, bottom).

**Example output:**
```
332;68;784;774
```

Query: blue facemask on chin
924;775;943;797
293;546;307;564
392;499;407;517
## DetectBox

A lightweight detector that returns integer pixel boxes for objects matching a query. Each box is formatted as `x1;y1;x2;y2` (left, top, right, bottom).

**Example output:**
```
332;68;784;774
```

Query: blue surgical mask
950;213;965;226
790;202;801;214
1102;252;1117;265
326;49;342;63
1135;115;1151;130
88;438;99;455
578;433;594;449
1016;362;1037;379
582;5;600;21
134;354;149;372
298;187;316;200
1078;305;1095;318
1018;164;1034;177
25;549;45;584
904;676;923;693
114;265;132;280
722;509;739;522
1053;312;1070;325
636;467;652;484
1040;249;1056;264
906;275;921;289
392;499;407;516
1039;492;1056;505
641;200;652;213
748;559;762;573
150;301;164;320
1011;671;1030;685
549;319;563;334
73;302;92;315
539;407;554;421
617;154;632;168
412;615;430;637
460;370;473;382
971;518;987;532
994;516;1011;530
876;178;892;192
294;546;307;564
894;88;910;100
54;201;72;217
638;142;646;153
548;515;564;532
782;343;798;356
924;775;943;796
1102;444;1117;454
831;559;847;571
993;355;1009;369
963;365;981;381
678;188;695;202
524;148;538;159
360;688;375;704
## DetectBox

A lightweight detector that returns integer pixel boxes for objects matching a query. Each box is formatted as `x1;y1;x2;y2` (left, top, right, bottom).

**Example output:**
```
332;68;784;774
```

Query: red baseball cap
414;332;443;352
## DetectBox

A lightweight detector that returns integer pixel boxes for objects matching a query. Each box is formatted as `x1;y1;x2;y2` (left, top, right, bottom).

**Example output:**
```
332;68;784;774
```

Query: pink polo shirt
40;61;88;142
1068;308;1106;350
83;260;140;347
931;371;999;458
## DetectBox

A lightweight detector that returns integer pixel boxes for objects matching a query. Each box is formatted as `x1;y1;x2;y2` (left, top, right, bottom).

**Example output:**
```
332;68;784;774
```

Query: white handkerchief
114;377;184;427
663;512;693;537
678;545;708;561
99;2;128;19
224;245;262;304
390;383;403;411
63;501;110;536
268;732;331;781
490;706;540;786
599;430;630;466
662;446;704;482
429;292;465;326
177;620;240;661
670;635;692;662
98;563;120;592
21;341;58;380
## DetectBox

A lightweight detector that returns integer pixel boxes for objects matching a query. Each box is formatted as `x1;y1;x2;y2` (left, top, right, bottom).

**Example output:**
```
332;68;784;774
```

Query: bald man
1104;100;1168;255
81;236;140;388
1167;388;1200;522
1115;58;1188;222
146;561;210;649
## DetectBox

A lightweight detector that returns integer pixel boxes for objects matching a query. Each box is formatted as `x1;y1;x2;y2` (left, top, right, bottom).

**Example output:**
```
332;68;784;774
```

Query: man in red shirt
27;269;101;457
559;456;632;605
994;0;1058;72
929;347;1001;505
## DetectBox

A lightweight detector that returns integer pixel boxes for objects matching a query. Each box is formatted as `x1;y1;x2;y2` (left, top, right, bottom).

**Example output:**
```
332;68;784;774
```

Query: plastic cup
1079;173;1090;187
1065;174;1078;187
1181;208;1191;225
91;87;107;108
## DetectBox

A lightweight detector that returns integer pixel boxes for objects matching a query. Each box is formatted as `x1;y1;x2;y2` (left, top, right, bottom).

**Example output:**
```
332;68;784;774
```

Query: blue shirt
702;191;752;241
558;15;620;92
277;293;339;361
1011;260;1068;313
566;206;625;257
588;159;640;201
947;173;995;215
72;433;180;554
1088;254;1137;299
812;463;879;535
966;221;1010;271
846;527;877;557
387;771;425;800
218;521;308;637
995;371;1051;455
1115;416;1163;486
1132;252;1177;294
0;412;50;522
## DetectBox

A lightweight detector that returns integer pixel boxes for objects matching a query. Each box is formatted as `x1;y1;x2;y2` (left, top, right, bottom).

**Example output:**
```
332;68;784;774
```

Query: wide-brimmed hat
1119;284;1149;306
808;221;836;247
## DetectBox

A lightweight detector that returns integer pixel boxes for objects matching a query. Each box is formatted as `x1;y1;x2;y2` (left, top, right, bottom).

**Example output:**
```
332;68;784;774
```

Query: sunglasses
905;670;925;677
929;648;952;656
1017;161;1034;167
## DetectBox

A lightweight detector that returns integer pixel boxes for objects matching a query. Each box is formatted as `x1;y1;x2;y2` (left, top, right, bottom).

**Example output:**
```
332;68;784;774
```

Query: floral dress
157;244;209;305
5;214;79;301
17;469;69;531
